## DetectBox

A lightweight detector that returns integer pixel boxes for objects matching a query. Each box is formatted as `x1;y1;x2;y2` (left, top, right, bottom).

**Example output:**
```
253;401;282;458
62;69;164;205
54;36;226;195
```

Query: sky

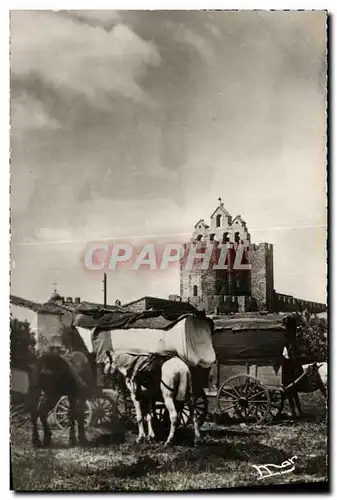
10;10;327;321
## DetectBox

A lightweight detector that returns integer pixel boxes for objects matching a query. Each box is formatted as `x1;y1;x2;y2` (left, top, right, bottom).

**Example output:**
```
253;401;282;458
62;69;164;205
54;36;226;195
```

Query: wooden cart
211;313;319;425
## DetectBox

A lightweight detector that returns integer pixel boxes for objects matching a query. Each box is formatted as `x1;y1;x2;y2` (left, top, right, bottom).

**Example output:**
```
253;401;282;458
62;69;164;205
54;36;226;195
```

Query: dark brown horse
28;351;94;447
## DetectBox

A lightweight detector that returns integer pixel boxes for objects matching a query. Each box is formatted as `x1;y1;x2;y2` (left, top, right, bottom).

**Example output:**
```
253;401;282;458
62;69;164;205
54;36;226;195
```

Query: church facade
180;200;326;314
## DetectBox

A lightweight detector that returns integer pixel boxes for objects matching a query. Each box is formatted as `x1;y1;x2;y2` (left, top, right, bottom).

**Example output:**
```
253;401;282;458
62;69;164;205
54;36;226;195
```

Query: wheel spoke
58;402;69;410
243;377;251;395
220;388;238;399
58;415;69;422
55;410;68;416
221;403;237;412
246;384;259;398
12;409;25;418
57;407;68;414
57;416;69;425
230;385;243;398
258;403;268;411
248;390;266;400
56;411;69;419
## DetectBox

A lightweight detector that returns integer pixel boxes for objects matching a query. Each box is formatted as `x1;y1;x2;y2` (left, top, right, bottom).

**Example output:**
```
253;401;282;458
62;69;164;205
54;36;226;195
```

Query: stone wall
180;240;271;314
36;312;63;353
180;249;217;302
201;268;217;296
250;243;274;311
188;295;238;314
237;295;258;313
168;294;181;302
273;292;326;313
179;209;325;315
36;309;78;353
123;298;147;312
123;297;195;314
180;267;204;300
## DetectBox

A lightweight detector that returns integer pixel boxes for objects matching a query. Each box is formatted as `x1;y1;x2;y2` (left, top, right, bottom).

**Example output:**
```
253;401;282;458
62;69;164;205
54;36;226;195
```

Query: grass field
10;393;328;492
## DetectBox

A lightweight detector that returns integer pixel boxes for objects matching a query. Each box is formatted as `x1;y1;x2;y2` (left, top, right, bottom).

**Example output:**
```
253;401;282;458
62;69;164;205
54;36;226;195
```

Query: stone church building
180;200;326;315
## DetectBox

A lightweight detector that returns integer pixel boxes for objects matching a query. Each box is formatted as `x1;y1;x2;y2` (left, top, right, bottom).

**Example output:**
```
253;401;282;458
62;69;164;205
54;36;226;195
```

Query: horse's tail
161;358;192;401
175;364;192;401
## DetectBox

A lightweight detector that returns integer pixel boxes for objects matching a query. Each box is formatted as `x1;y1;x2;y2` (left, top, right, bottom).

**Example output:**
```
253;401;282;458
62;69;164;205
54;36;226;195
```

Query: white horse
302;361;328;393
104;351;200;447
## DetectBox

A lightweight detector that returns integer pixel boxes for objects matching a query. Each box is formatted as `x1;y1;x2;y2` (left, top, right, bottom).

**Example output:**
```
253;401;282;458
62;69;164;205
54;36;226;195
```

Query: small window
235;232;240;243
210;233;215;241
216;214;222;227
222;232;230;243
196;234;203;241
193;285;198;297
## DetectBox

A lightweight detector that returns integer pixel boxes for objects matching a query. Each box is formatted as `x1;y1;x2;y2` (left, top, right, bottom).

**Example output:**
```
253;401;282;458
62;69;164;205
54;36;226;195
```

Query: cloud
10;12;327;308
10;160;36;213
164;21;216;64
58;10;121;30
10;11;161;131
11;90;61;132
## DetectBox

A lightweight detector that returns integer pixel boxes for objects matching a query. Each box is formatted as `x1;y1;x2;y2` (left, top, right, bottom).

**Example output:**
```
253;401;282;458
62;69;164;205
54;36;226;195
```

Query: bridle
104;350;190;397
104;350;118;376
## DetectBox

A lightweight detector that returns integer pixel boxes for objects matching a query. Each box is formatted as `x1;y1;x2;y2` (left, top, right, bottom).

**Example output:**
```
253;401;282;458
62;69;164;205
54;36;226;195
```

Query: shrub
296;313;327;361
10;317;37;371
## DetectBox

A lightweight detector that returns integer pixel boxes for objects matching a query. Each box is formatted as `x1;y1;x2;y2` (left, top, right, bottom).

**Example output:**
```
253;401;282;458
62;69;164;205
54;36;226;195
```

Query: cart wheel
153;392;208;428
91;395;119;428
114;392;136;428
268;388;285;421
178;392;209;427
54;396;93;430
153;401;170;428
11;402;30;428
217;375;270;425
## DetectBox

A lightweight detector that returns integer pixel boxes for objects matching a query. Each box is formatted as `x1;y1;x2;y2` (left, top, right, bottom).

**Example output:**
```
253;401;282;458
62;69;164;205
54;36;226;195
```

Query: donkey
282;352;327;417
104;351;200;447
28;351;94;447
281;314;327;418
282;314;327;418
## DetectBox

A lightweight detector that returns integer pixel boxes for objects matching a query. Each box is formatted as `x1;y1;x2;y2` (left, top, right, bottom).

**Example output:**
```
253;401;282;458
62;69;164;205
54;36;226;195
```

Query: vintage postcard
10;10;328;492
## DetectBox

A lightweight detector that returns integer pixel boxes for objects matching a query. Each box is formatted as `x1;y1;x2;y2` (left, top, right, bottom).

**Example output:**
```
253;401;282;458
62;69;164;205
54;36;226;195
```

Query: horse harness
125;353;176;399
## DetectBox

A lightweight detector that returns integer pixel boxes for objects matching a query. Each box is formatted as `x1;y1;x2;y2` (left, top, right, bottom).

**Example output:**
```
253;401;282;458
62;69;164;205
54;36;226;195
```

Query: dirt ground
10;392;328;492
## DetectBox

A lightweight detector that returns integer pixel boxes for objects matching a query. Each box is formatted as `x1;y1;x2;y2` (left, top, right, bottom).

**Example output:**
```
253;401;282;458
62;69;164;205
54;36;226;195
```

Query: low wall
273;292;326;314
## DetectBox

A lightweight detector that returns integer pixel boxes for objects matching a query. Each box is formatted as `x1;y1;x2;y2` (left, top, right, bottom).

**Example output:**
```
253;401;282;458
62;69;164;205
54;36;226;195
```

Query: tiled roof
10;295;125;316
122;296;196;311
211;313;289;331
194;219;210;229
210;204;232;219
10;295;45;313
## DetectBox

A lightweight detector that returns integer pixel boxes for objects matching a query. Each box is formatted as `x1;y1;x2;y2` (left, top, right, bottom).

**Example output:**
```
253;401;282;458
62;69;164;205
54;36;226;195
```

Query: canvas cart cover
212;314;288;364
75;313;215;369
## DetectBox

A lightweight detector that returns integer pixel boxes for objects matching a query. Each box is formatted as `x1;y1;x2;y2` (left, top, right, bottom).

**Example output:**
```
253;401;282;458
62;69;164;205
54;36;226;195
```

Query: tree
10;317;37;370
296;312;327;361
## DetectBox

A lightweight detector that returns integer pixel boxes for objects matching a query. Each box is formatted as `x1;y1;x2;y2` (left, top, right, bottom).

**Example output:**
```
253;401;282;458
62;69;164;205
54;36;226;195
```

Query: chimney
169;295;181;302
74;297;81;304
66;297;73;303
